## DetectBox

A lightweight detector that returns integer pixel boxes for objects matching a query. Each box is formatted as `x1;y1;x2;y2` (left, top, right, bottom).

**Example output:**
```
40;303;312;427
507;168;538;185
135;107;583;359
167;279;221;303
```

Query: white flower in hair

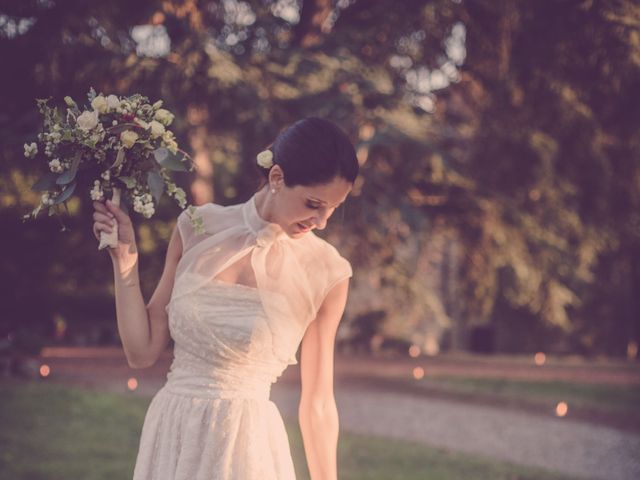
256;149;273;169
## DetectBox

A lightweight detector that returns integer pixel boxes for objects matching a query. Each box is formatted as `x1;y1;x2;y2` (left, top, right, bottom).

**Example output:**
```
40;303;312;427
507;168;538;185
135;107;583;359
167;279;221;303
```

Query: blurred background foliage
1;0;638;359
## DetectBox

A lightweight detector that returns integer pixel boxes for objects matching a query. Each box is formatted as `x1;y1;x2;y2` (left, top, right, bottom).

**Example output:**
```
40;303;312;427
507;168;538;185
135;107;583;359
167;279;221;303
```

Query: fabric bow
256;224;285;247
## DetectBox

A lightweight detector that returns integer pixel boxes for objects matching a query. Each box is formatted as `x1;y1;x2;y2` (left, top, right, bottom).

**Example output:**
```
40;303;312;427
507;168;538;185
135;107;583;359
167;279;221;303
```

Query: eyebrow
308;196;344;208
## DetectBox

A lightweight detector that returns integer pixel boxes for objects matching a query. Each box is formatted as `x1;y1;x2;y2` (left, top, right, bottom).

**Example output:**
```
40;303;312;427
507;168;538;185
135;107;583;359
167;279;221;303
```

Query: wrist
112;255;139;278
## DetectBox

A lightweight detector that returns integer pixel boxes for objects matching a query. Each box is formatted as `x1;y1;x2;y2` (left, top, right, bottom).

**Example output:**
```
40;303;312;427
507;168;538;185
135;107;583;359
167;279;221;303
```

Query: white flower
149;120;165;138
23;142;38;158
91;95;108;114
77;110;99;131
90;180;104;201
256;150;273;169
152;100;163;109
41;192;55;205
171;187;187;208
101;170;111;181
154;108;174;126
133;193;155;218
48;159;63;173
106;94;120;111
162;131;178;154
112;120;118;126
120;130;139;149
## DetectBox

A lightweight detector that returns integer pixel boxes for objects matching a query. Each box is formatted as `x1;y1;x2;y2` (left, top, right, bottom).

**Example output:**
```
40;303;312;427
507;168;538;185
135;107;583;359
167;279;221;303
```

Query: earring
270;188;276;194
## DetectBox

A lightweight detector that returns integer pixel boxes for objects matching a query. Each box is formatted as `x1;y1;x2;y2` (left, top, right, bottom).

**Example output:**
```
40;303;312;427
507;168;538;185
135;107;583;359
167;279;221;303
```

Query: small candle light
534;352;546;366
127;377;138;391
555;401;568;417
408;345;421;358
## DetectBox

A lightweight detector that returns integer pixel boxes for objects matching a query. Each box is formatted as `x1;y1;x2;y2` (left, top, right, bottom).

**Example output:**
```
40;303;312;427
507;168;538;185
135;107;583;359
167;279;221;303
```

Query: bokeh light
534;352;546;366
408;345;421;358
555;401;568;417
127;377;138;391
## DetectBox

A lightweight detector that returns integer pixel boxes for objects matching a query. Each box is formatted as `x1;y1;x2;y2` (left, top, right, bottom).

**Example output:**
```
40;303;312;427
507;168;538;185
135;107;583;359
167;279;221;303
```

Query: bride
92;117;359;480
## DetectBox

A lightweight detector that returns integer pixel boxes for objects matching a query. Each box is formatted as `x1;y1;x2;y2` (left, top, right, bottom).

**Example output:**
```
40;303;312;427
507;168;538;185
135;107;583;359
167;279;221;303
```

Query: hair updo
257;117;359;188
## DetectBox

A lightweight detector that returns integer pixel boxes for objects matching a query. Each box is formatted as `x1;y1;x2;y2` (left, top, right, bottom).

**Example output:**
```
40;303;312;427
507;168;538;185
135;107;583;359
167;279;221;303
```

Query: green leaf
52;180;76;205
153;147;188;172
111;148;125;169
31;172;59;192
56;154;81;185
147;170;165;203
117;176;137;189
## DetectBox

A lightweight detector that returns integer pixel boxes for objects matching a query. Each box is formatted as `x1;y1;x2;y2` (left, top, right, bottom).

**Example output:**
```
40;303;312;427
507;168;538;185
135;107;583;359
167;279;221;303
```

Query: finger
105;200;130;222
94;202;114;218
94;222;114;235
94;212;117;226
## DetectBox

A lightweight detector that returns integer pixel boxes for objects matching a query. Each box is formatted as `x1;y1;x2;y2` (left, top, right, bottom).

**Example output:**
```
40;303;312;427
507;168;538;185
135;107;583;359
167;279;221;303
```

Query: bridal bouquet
22;88;194;250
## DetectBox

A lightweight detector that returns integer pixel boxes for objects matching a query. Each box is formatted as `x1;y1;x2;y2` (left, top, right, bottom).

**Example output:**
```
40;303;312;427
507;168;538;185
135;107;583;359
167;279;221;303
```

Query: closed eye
306;202;321;210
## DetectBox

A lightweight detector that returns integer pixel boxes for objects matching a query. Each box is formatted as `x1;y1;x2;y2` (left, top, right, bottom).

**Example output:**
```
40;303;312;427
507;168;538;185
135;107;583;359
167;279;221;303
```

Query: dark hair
257;117;359;188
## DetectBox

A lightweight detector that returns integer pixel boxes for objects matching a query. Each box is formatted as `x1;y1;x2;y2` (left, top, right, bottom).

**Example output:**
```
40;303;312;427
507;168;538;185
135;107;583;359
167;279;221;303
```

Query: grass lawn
420;376;640;419
0;379;579;480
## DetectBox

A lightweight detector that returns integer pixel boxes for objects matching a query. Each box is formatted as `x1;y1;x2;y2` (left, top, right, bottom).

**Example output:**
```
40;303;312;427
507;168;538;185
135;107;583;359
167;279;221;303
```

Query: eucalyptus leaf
153;147;188;172
52;180;76;205
56;154;81;185
117;176;137;189
31;172;59;192
111;148;125;169
147;170;165;203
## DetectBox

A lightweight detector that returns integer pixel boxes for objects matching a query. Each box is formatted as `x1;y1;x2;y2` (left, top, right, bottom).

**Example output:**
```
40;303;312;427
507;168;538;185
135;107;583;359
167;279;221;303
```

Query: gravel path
270;382;640;480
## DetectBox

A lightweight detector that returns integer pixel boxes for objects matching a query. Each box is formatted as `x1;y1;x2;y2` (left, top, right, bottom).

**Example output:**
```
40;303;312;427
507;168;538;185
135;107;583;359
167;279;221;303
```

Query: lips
297;222;311;231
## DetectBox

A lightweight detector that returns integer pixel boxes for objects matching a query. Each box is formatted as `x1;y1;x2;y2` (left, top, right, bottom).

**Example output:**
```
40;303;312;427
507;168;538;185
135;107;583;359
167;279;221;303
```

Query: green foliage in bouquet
22;87;194;223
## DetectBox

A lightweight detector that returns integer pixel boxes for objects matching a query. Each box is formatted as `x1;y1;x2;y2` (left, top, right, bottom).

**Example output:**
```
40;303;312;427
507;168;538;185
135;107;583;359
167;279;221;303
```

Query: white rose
77;110;99;131
91;95;108;114
149;120;165;138
256;150;274;169
120;130;139;149
154;108;174;126
106;94;120;111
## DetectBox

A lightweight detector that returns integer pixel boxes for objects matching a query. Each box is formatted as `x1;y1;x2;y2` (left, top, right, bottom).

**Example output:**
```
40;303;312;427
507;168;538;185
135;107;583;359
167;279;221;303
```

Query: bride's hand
92;199;139;272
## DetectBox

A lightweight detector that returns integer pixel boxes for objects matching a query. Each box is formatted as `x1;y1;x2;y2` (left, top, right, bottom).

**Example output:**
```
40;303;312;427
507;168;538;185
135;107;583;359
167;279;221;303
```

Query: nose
312;209;331;230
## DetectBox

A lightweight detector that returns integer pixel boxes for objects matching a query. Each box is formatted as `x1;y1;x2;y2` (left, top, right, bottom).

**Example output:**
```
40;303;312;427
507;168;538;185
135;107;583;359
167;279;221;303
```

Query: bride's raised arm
93;199;179;369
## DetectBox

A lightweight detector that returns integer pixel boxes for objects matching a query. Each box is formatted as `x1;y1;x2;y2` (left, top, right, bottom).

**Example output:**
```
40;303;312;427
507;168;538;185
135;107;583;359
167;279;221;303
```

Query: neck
254;185;277;224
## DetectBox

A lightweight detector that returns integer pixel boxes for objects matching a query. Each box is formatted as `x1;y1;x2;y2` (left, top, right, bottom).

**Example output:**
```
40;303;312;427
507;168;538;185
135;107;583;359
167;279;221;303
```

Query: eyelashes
306;202;320;210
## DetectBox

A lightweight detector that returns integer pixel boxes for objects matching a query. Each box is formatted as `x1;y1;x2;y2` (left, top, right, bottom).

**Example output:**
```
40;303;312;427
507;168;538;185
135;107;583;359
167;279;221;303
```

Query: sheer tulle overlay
133;280;297;480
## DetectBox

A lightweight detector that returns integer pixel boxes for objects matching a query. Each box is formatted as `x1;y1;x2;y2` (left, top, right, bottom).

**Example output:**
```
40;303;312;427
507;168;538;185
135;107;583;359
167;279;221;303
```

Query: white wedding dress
132;277;297;480
131;193;353;480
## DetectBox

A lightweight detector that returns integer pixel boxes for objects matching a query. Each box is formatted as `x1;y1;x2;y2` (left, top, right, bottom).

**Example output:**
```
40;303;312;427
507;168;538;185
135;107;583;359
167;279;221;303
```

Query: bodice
163;279;292;401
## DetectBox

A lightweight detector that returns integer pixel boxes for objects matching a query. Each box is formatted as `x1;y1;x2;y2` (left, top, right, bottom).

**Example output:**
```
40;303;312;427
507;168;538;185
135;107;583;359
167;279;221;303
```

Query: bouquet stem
98;187;121;250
